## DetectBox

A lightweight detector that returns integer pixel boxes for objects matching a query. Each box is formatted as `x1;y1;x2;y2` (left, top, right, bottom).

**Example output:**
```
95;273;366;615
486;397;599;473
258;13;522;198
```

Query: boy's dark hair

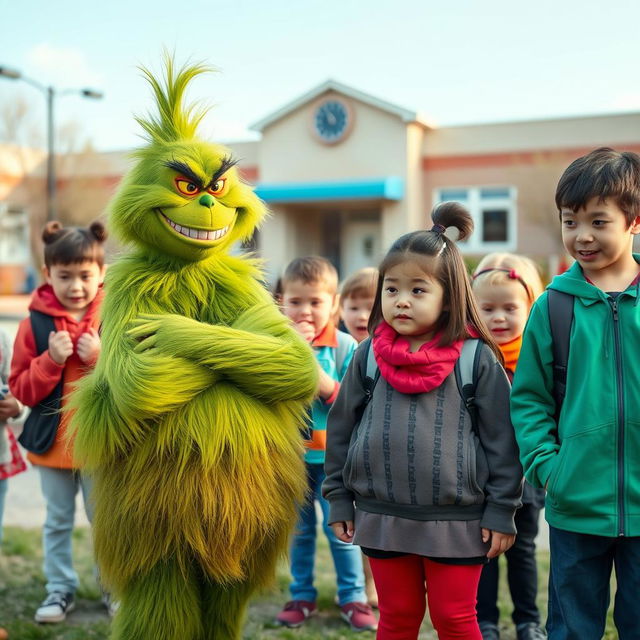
42;220;107;268
271;277;283;304
556;147;640;226
367;202;502;363
282;256;338;294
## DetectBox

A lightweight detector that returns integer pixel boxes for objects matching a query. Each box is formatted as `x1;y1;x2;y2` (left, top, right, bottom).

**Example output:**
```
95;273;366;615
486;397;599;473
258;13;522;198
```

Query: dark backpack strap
18;311;63;454
454;339;482;434
547;290;574;418
30;310;55;354
359;338;380;406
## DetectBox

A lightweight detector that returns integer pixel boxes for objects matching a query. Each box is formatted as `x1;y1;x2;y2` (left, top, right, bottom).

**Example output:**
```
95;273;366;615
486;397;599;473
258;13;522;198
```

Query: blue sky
1;0;639;152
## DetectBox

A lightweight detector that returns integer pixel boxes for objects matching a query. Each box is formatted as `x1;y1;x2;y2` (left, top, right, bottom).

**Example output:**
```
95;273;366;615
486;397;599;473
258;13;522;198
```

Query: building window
0;205;30;264
434;186;517;252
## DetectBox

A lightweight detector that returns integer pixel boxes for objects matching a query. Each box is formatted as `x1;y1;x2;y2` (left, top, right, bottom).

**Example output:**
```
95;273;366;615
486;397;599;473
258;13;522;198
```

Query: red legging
369;555;483;640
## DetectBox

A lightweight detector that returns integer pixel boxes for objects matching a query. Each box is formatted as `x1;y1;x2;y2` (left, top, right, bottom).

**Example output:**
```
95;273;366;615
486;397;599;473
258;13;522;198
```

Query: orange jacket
9;284;104;469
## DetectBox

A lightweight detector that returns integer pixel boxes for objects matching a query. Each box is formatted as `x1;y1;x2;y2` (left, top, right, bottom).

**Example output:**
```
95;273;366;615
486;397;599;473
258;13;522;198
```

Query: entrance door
341;220;381;278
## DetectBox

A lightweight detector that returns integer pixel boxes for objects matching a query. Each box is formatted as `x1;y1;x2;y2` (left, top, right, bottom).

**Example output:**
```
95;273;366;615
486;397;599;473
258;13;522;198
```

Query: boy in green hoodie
511;147;640;640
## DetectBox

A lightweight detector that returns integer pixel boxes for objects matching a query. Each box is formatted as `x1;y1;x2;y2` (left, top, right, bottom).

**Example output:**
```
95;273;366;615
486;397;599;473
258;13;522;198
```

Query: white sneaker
34;591;75;623
102;592;120;618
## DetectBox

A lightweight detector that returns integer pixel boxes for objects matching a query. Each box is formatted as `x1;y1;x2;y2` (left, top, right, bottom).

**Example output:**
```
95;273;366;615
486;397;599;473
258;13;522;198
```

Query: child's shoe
101;592;120;618
516;622;546;640
340;602;378;631
275;600;316;627
479;622;500;640
34;591;75;623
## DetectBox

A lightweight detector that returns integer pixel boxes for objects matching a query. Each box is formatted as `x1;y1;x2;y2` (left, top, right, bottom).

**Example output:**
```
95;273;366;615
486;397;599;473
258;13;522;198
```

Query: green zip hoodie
511;258;640;537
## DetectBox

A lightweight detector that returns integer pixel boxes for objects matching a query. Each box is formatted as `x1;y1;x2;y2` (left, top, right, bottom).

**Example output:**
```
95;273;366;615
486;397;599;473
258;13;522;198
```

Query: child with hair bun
324;203;522;640
9;220;107;624
472;253;546;640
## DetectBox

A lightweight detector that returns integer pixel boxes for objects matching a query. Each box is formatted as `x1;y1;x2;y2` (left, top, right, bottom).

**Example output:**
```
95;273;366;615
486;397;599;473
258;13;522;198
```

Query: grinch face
156;154;238;246
111;140;266;262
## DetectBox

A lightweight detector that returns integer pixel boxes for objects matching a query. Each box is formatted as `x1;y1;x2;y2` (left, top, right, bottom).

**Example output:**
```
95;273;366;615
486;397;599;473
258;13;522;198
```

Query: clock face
313;100;351;144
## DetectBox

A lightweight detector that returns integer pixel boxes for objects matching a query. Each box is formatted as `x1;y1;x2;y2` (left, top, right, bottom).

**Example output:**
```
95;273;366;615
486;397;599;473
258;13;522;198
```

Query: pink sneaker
340;601;378;631
275;600;317;628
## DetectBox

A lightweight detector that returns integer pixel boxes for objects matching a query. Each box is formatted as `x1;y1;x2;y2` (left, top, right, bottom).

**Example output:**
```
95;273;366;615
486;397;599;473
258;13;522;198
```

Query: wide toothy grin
160;211;230;242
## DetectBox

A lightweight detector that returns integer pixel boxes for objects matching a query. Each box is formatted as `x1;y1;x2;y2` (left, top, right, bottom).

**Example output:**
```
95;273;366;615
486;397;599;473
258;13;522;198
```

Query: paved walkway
0;296;549;547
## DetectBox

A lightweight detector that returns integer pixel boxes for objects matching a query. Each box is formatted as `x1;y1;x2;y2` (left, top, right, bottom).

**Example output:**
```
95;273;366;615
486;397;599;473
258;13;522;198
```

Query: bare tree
0;95;108;272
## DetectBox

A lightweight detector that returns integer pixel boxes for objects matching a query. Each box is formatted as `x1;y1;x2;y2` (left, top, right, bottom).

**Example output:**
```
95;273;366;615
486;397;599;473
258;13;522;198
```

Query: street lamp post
0;65;103;222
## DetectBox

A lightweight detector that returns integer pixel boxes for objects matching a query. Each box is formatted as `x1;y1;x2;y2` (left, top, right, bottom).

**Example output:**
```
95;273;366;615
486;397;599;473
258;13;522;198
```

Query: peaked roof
250;79;432;132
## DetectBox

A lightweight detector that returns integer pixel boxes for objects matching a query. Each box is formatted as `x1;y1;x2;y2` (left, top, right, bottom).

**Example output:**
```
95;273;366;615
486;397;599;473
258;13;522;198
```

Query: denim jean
547;526;640;640
38;466;94;594
0;477;7;545
289;462;365;606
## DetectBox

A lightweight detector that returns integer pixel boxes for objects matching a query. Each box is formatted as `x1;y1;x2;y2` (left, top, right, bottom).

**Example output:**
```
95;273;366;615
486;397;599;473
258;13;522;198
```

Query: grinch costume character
69;58;317;640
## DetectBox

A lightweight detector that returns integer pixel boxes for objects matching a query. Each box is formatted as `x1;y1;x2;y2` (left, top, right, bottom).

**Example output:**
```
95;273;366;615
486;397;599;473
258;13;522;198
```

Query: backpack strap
335;329;352;376
454;339;482;434
30;310;56;354
359;338;380;406
18;310;63;454
358;338;482;432
547;289;574;418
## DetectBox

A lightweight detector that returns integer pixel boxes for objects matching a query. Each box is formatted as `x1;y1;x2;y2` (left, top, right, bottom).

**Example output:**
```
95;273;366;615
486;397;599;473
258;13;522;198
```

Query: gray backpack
359;338;482;432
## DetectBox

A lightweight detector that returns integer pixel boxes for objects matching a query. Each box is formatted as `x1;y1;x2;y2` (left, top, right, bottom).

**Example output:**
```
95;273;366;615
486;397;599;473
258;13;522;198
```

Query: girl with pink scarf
323;203;523;640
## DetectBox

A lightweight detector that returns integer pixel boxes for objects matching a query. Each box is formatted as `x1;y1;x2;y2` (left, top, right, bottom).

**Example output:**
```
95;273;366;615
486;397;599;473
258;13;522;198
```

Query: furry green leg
110;559;204;640
200;579;254;640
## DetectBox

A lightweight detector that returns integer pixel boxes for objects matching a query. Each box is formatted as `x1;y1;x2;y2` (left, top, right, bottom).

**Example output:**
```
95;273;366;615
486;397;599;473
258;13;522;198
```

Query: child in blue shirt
275;256;377;632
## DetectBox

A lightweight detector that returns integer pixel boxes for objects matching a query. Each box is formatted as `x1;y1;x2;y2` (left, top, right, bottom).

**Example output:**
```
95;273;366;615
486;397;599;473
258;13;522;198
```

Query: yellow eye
208;178;226;196
175;178;200;196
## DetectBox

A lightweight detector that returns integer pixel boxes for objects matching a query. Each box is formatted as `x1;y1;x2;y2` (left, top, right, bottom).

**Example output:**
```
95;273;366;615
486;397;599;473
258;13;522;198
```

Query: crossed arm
70;300;317;467
125;303;318;404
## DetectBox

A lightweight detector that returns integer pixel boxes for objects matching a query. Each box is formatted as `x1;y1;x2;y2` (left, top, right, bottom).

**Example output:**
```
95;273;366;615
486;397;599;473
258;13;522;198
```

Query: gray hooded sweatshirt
323;339;522;557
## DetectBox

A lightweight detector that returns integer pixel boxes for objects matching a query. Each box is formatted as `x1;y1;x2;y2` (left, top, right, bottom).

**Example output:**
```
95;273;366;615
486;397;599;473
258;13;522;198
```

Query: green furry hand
128;313;197;353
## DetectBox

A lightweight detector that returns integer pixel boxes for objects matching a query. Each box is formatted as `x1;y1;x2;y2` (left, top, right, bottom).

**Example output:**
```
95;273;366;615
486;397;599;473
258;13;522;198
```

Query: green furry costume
69;58;317;640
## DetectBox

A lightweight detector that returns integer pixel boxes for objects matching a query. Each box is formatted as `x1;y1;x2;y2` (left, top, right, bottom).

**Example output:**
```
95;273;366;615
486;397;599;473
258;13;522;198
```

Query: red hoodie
9;284;104;469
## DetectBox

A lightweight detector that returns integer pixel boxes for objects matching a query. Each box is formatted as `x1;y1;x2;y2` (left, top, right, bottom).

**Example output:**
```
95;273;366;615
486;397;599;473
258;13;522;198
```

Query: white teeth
161;212;229;242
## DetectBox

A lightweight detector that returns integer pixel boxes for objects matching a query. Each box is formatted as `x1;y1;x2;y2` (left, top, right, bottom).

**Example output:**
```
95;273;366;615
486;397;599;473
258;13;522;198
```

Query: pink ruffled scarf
372;321;464;393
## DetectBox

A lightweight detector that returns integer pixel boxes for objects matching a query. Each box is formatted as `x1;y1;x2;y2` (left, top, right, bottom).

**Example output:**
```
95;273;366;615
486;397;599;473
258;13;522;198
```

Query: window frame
433;186;517;253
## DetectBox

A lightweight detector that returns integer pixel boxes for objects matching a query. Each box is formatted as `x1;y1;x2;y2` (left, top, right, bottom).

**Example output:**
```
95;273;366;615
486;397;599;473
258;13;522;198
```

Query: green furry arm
70;341;220;469
69;269;224;468
128;302;318;403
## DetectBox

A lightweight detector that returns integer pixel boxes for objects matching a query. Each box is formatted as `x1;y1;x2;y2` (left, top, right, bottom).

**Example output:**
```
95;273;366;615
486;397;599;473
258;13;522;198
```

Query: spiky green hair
135;54;212;144
109;55;268;262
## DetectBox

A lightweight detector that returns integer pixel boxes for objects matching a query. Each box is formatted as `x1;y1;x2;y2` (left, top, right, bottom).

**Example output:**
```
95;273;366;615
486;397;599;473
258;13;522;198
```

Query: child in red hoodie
9;220;107;624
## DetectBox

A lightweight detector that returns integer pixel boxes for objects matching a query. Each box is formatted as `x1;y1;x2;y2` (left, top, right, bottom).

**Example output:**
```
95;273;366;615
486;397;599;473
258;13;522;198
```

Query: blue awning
255;177;404;203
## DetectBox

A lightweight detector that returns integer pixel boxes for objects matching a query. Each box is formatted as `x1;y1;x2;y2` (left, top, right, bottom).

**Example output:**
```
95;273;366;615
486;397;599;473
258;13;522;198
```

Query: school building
2;79;640;292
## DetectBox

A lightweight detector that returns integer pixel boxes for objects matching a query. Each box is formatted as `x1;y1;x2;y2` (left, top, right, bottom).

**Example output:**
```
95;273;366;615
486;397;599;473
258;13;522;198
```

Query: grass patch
0;526;618;639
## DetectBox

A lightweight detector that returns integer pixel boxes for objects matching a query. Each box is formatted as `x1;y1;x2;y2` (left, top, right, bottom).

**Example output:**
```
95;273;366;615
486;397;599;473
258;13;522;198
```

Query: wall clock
312;99;352;144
